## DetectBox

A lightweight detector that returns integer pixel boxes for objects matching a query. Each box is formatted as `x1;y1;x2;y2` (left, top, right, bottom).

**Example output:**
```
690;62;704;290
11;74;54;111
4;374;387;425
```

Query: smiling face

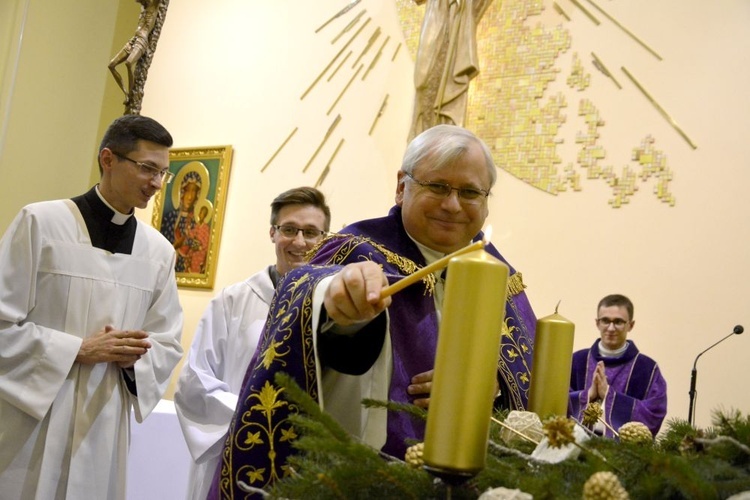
99;139;170;213
596;305;635;351
395;141;491;254
270;204;328;276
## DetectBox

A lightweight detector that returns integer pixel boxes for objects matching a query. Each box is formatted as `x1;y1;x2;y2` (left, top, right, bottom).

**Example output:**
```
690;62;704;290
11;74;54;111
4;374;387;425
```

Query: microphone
688;325;744;426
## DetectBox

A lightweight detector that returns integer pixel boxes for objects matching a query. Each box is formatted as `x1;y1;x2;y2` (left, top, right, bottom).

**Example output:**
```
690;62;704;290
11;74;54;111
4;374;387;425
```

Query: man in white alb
0;114;184;499
174;186;331;500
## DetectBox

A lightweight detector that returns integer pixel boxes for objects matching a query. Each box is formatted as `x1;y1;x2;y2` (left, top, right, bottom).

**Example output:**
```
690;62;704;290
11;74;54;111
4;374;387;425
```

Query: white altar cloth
127;399;192;500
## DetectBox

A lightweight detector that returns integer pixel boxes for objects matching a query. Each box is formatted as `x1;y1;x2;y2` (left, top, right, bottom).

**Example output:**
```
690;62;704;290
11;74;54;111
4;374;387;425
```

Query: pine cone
543;416;575;448
618;422;653;445
582;401;603;428
405;442;424;468
583;471;630;500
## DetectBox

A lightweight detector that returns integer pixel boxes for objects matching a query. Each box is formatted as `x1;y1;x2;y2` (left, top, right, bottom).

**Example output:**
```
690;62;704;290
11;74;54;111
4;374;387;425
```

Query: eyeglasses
113;152;174;184
403;171;489;204
273;225;326;242
596;318;630;329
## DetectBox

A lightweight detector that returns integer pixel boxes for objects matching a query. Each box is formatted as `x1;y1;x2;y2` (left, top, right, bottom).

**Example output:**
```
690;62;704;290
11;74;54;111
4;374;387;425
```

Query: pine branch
361;398;427;421
268;379;750;499
275;372;351;442
488;440;540;462
694;436;750;455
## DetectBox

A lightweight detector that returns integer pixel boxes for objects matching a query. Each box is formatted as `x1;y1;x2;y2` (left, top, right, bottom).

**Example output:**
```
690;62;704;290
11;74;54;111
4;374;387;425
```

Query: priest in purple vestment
210;125;537;498
569;294;667;438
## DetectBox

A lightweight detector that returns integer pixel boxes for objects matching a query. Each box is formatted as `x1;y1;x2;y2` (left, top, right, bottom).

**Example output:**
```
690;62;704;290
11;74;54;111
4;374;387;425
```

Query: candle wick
555;300;561;314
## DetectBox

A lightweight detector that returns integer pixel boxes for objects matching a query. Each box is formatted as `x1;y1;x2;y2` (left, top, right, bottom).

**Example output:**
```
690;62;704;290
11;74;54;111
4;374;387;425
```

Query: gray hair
400;125;496;187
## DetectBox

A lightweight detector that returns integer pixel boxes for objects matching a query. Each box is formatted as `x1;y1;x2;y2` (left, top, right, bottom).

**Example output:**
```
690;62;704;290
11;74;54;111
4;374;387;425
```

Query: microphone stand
688;326;744;427
687;356;703;427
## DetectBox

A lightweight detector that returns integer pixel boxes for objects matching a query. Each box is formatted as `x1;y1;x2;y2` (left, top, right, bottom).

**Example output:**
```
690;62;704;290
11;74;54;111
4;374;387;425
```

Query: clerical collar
71;187;137;254
406;232;446;266
598;341;629;358
95;185;133;225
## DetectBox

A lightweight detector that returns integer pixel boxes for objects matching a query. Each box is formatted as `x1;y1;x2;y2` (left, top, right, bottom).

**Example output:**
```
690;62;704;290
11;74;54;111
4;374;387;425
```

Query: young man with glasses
210;125;537;497
0;115;184;498
568;294;667;438
174;186;330;500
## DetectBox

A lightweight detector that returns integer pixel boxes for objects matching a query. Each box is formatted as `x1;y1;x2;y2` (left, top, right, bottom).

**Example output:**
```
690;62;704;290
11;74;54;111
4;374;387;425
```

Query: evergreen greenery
266;374;750;499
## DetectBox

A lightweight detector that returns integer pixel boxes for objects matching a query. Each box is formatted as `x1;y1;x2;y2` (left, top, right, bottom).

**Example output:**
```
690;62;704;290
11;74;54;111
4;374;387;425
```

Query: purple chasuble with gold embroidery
210;206;536;498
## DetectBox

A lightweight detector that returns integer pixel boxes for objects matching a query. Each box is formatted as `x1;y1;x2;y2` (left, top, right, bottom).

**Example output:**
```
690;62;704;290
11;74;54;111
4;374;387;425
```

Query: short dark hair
270;187;331;231
98;115;173;174
597;294;634;321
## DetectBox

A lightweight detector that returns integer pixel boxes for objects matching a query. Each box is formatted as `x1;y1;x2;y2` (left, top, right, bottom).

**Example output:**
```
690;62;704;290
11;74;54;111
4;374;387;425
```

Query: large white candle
422;248;509;477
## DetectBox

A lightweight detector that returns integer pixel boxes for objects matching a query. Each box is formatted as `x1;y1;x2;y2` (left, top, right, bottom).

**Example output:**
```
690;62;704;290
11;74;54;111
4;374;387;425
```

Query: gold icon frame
151;145;233;289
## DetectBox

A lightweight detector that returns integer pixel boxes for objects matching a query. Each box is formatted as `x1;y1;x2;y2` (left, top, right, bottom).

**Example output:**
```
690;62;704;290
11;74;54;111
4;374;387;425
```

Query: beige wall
2;1;749;433
138;0;416;399
0;0;140;230
140;0;750;430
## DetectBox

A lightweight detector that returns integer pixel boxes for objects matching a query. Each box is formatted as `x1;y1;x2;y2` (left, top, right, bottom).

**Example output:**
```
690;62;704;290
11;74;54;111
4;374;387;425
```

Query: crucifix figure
409;0;493;140
108;0;168;114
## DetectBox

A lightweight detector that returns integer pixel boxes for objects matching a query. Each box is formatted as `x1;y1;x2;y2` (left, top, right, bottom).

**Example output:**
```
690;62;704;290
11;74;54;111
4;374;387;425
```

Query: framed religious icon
151;145;233;289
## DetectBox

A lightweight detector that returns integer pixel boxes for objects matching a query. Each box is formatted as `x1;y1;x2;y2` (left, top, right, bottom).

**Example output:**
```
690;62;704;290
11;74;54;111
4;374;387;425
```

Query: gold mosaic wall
396;0;676;208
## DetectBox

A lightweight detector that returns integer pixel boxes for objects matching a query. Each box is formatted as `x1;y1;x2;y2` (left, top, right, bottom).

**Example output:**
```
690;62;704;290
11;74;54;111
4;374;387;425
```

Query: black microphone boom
688;325;744;426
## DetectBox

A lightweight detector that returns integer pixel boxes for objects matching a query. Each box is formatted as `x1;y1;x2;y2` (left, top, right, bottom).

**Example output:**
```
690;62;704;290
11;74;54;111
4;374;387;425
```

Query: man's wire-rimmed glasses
596;317;630;330
113;151;174;183
273;225;326;242
403;171;489;204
